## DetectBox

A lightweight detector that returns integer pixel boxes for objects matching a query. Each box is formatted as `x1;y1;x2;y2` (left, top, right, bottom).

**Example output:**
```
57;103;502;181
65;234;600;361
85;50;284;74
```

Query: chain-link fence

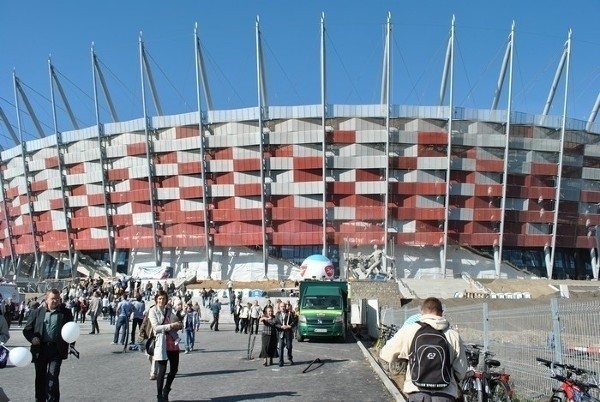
381;298;600;400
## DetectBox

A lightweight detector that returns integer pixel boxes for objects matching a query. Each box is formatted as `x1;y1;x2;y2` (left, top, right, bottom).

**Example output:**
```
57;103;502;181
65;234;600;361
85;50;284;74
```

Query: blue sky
0;0;598;147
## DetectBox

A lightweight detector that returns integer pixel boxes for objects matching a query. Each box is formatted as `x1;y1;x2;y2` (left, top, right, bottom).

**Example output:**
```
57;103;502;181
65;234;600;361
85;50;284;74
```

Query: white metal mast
91;43;116;275
321;12;328;256
48;57;74;277
194;23;212;278
441;16;455;277
255;16;269;277
548;30;572;279
382;12;392;274
138;33;161;266
13;72;40;278
497;22;515;278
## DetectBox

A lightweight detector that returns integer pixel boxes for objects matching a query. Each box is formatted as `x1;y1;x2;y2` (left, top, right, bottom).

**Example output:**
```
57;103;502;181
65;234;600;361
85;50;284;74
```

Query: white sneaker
184;350;189;354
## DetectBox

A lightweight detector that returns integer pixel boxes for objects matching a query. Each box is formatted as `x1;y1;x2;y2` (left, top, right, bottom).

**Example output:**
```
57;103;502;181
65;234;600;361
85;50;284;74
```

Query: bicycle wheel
489;380;512;402
550;391;567;402
462;376;481;402
388;359;407;376
373;336;384;351
461;377;477;402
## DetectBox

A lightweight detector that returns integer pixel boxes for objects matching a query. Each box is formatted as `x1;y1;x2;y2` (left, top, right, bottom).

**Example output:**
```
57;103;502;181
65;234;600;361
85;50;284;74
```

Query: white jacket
380;314;467;398
148;306;179;361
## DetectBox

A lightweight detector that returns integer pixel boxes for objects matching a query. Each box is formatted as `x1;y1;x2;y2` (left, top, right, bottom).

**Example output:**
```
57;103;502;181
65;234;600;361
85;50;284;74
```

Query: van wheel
297;334;304;342
338;329;348;343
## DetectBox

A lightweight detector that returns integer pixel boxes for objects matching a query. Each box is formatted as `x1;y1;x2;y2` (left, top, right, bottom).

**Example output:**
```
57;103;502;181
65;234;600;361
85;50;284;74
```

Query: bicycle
461;344;513;402
536;357;599;402
374;324;406;376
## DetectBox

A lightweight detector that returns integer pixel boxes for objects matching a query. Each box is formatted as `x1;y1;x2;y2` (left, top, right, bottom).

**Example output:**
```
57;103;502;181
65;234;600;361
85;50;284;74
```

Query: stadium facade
1;17;599;282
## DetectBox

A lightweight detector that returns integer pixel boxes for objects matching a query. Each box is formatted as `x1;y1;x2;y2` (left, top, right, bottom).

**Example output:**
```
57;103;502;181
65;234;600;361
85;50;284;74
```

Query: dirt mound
187;279;295;291
480;278;559;298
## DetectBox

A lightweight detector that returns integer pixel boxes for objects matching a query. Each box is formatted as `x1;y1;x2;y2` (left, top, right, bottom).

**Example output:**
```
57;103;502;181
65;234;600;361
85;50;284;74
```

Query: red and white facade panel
0;105;599;278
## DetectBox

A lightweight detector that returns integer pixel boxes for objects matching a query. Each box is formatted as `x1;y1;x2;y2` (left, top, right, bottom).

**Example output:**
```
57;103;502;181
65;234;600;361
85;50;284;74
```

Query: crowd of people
1;296;32;329
1;277;307;402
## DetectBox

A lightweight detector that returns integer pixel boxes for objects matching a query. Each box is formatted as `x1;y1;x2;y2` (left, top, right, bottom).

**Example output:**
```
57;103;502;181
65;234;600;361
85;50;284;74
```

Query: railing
381;298;600;400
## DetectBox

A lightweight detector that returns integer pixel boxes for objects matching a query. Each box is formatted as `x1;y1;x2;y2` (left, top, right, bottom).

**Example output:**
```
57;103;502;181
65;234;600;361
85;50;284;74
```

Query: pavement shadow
0;388;8;402
299;336;357;345
200;391;297;401
204;349;246;353
177;369;255;378
297;357;348;365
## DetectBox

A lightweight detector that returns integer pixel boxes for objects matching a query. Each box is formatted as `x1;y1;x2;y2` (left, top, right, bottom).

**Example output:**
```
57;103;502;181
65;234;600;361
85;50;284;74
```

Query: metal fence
381;299;600;400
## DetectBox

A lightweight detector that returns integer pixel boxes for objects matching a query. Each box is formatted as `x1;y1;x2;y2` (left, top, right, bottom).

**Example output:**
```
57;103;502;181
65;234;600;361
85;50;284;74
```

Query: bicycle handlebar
536;357;597;376
552;374;599;391
466;344;495;357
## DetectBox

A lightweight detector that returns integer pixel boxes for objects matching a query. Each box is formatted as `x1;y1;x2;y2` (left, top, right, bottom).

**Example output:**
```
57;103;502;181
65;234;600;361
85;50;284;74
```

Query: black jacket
23;304;74;361
275;311;297;336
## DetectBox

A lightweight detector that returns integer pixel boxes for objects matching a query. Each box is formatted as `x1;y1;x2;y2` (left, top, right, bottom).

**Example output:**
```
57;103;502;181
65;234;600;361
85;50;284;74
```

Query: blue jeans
130;317;143;343
185;328;195;351
113;316;128;344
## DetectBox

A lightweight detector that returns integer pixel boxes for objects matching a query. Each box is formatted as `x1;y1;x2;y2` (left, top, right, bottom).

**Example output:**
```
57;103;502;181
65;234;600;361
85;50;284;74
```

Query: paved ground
0;307;398;402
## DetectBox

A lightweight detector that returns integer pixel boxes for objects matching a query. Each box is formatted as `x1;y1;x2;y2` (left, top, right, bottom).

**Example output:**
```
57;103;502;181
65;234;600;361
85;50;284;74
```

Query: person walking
145;281;153;301
275;302;297;367
249;300;261;335
380;297;467;402
78;297;88;324
108;296;117;325
17;300;27;327
209;298;221;331
232;299;242;333
88;291;102;335
112;294;132;345
0;313;10;344
4;298;15;329
22;288;74;402
239;302;251;334
200;288;207;307
258;305;278;366
182;302;199;353
130;294;146;344
149;290;183;402
101;294;110;319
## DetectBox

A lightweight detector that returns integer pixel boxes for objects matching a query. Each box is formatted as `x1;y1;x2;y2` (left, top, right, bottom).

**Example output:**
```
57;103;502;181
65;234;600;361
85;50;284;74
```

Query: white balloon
8;347;31;368
61;322;81;343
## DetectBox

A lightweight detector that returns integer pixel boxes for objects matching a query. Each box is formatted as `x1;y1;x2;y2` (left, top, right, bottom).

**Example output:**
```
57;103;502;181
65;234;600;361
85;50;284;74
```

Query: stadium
0;17;599;285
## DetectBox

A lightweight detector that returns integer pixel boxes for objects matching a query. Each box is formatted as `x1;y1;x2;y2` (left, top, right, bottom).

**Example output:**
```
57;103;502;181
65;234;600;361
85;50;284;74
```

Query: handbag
146;335;156;356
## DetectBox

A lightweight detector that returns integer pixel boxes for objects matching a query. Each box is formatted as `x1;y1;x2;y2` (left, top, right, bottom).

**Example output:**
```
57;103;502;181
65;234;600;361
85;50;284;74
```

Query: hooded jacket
380;313;467;398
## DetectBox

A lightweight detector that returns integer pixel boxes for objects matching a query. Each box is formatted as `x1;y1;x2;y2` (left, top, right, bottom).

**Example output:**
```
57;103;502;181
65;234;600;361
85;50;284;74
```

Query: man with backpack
380;297;467;402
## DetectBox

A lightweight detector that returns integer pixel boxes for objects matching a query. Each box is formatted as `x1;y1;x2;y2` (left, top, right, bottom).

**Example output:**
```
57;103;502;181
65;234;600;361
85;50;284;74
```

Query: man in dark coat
275;302;297;367
23;288;74;402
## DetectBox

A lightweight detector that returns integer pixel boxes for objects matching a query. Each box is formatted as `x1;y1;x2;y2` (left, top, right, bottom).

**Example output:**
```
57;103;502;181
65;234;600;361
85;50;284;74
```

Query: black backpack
409;321;452;390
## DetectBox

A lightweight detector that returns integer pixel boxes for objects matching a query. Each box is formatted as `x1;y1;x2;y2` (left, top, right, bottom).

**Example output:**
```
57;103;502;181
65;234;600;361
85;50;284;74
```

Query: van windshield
301;296;341;310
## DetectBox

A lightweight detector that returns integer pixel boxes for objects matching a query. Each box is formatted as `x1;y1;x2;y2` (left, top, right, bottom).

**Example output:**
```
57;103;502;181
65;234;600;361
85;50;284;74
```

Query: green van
296;280;348;342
